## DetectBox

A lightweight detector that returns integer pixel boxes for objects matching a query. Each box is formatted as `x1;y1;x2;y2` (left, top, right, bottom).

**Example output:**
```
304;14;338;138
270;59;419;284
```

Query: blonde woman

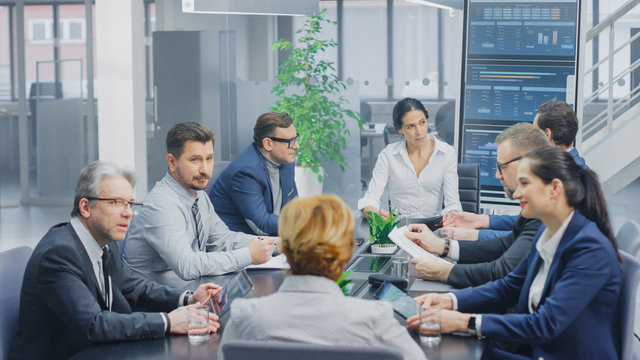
219;194;424;360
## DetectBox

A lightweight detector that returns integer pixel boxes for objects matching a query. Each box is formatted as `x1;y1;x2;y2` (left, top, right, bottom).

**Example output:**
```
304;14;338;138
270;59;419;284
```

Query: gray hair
495;122;550;154
71;161;136;217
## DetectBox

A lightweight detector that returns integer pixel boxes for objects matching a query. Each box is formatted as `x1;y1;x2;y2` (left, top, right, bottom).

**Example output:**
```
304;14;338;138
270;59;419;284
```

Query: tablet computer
210;270;254;316
373;281;420;319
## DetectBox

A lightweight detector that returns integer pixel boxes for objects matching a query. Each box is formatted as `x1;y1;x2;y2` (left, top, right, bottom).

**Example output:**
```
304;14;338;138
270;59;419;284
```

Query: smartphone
209;270;254;316
373;281;420;319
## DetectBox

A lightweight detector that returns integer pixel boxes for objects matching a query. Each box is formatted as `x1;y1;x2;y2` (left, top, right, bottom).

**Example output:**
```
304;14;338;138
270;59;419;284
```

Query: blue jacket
455;211;621;360
209;143;298;236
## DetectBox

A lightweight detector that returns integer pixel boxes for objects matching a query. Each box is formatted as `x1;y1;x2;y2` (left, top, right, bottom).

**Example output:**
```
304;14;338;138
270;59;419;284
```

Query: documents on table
388;226;452;265
246;254;290;270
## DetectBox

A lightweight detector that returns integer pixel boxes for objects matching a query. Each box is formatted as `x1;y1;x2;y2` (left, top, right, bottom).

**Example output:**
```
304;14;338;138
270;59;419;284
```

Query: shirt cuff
160;312;168;333
232;247;253;268
179;290;192;307
476;315;483;337
449;240;460;261
448;292;458;310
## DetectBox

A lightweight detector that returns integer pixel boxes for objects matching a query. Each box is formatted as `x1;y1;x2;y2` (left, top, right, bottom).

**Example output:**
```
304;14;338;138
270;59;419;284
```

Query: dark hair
165;122;214;158
392;98;429;130
253;112;293;148
535;100;579;148
524;146;620;261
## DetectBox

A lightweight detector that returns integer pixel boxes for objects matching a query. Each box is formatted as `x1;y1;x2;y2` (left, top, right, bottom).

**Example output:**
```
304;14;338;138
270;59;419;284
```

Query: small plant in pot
365;208;401;254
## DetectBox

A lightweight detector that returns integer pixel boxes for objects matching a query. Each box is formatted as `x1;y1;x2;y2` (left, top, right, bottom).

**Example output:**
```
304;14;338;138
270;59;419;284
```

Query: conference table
72;217;486;360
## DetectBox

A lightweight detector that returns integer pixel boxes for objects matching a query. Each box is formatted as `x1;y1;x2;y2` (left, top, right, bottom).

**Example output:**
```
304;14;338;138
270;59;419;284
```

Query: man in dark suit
9;161;222;360
406;123;548;288
210;112;299;236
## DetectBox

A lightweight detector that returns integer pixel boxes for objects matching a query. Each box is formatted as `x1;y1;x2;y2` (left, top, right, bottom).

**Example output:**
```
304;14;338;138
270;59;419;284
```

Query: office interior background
0;0;640;252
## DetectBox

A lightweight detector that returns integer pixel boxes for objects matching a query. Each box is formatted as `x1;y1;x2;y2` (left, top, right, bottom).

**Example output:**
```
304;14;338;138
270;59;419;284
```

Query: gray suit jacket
218;275;425;360
9;223;184;360
446;216;542;288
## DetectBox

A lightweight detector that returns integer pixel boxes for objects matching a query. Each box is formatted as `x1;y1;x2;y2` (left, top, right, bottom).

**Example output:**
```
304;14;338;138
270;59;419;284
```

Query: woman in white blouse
359;98;462;219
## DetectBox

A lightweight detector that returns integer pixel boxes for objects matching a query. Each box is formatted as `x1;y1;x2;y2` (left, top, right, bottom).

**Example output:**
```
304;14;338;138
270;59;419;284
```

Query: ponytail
524;146;621;262
577;168;620;262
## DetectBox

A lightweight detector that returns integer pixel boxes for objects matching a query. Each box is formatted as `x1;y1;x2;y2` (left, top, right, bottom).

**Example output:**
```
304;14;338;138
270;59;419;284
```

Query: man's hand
410;257;454;282
247;237;274;264
407;309;471;334
167;303;220;334
362;206;389;221
404;224;445;254
442;211;489;229
439;227;479;241
414;293;454;310
188;283;222;305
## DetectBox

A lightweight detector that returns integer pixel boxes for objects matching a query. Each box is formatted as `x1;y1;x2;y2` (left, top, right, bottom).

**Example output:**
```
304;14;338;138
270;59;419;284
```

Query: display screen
459;0;581;199
373;281;420;319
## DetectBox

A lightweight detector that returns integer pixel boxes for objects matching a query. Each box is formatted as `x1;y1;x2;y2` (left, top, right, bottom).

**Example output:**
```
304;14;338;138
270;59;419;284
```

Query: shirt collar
258;148;281;170
162;172;200;207
70;216;104;264
536;211;575;263
277;275;344;296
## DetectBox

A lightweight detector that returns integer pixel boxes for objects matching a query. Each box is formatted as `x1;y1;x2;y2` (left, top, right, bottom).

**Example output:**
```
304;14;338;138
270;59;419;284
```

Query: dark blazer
447;216;542;288
455;211;621;359
209;143;298;235
9;223;183;360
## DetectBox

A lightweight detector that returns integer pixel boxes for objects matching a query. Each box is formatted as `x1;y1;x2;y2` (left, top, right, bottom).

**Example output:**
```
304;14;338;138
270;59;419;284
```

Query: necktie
191;198;205;250
101;246;112;310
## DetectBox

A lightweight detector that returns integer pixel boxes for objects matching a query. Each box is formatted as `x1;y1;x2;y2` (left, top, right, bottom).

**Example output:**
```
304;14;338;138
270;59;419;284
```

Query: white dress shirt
358;136;462;217
71;217;109;307
528;211;575;313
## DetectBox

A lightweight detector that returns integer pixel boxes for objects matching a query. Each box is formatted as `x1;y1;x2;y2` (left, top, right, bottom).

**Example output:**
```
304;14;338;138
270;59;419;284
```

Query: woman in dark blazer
408;146;622;359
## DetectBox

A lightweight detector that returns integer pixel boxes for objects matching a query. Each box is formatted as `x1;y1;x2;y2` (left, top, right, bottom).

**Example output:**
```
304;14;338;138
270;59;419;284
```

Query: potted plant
365;208;401;254
270;9;363;195
337;270;354;296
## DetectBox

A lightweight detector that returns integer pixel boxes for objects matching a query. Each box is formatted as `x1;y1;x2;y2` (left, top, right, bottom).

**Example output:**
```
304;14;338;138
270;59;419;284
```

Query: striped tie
191;198;205;250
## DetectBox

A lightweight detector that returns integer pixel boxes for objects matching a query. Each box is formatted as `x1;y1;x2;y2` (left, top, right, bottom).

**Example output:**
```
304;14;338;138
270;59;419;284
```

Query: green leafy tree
271;9;364;182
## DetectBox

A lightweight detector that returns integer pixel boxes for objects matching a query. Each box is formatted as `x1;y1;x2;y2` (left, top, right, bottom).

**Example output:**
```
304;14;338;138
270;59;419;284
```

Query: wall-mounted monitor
458;0;582;204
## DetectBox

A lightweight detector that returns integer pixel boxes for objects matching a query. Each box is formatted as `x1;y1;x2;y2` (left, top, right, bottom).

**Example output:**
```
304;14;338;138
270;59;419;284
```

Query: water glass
391;255;409;281
188;305;210;344
419;307;442;346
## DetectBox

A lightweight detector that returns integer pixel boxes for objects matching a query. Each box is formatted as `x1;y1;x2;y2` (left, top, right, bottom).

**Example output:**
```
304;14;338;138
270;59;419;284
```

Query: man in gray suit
406;123;548;288
10;161;221;360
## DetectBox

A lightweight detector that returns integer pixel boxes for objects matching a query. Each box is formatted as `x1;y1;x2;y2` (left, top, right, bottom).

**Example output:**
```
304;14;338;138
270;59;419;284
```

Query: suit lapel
66;223;109;310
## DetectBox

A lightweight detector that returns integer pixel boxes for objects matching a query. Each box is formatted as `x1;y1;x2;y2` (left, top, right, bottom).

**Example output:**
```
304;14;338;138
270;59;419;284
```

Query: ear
78;198;91;219
544;128;555;145
550;178;564;198
262;137;273;152
167;153;176;172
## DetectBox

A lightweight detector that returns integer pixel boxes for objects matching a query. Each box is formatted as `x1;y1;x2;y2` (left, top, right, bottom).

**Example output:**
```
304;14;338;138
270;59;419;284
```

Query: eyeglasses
86;197;143;210
496;156;522;177
268;133;300;149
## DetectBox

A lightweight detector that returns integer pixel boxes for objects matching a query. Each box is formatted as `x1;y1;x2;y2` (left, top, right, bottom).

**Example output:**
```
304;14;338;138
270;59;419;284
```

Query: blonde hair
279;194;354;281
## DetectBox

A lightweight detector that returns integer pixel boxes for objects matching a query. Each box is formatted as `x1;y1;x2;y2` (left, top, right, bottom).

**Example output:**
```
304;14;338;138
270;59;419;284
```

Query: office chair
616;220;640;258
457;163;481;214
221;341;403;360
0;246;33;360
205;160;231;195
383;124;401;146
618;251;640;360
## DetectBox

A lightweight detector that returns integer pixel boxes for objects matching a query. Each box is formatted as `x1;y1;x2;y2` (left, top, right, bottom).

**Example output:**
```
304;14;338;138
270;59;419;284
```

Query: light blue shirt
124;173;253;286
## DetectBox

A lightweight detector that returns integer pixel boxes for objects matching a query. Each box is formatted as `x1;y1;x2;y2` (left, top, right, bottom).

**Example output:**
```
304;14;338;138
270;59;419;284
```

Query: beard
502;182;515;200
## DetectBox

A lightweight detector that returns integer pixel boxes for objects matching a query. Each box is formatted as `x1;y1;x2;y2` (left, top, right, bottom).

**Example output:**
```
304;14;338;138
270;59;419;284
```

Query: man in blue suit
210;112;299;236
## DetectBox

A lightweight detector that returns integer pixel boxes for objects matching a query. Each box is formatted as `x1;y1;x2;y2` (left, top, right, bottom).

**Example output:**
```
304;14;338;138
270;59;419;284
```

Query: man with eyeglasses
10;161;223;360
406;123;548;288
441;100;588;241
124;122;274;286
209;112;299;236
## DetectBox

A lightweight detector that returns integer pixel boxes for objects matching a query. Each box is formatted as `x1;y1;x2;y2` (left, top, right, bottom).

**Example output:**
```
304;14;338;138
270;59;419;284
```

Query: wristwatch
440;238;450;258
467;315;477;336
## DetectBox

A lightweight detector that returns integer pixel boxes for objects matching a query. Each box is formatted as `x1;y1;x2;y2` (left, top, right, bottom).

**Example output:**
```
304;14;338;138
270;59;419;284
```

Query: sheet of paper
246;254;290;270
388;226;452;265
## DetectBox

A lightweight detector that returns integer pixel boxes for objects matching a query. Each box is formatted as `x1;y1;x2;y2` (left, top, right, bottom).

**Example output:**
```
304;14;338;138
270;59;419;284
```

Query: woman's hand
362;206;389;221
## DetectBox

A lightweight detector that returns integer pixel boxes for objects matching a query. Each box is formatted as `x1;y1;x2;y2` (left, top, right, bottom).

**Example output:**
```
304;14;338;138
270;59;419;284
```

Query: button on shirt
358;136;462;217
124;173;254;286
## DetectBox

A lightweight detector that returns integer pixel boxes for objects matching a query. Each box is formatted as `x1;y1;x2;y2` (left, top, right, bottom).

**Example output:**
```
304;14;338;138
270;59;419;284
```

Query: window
29;19;53;43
